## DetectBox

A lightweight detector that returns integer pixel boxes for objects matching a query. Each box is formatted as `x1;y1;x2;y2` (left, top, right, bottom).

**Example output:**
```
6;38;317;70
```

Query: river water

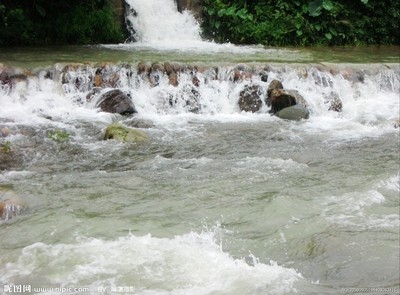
0;1;399;294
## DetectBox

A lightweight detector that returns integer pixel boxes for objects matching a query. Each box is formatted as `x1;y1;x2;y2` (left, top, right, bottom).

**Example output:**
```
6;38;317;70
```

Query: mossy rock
275;105;310;121
104;123;148;143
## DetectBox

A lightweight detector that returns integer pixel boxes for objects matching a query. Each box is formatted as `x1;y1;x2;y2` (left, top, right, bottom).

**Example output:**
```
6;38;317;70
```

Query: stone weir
1;62;399;121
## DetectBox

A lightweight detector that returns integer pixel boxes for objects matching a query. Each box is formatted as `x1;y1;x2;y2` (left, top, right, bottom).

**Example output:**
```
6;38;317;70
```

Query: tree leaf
217;9;226;17
226;6;237;16
322;0;334;11
308;0;323;17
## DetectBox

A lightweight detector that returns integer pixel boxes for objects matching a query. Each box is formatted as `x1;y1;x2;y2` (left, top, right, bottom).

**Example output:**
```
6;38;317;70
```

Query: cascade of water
1;63;399;132
120;0;269;53
125;0;201;45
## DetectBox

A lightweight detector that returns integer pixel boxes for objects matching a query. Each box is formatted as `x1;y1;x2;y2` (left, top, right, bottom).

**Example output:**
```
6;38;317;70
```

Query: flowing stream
0;0;399;294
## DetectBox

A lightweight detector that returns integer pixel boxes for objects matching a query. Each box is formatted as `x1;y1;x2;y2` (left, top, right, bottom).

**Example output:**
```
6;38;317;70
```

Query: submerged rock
96;89;137;115
1;127;10;137
275;104;310;121
0;189;27;221
0;141;16;170
324;92;343;112
104;123;148;143
238;84;264;113
169;84;201;113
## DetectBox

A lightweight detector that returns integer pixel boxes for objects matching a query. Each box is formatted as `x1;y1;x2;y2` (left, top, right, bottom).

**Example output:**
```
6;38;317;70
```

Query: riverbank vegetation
0;0;124;46
0;0;398;46
202;0;400;46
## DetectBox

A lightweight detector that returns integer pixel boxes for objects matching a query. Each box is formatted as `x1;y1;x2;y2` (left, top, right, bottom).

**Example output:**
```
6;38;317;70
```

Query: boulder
97;89;137;115
275;104;310;121
266;79;284;107
266;79;309;114
232;64;252;82
93;65;122;88
287;89;309;109
137;62;150;75
1;127;10;137
104;123;147;143
269;88;297;113
169;72;179;87
260;73;269;82
238;84;264;113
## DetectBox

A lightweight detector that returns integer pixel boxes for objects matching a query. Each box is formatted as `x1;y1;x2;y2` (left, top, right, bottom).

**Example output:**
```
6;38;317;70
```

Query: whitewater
0;0;399;294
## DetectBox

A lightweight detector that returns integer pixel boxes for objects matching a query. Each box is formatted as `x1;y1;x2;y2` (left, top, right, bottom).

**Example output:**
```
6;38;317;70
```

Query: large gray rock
97;89;137;115
275;104;310;121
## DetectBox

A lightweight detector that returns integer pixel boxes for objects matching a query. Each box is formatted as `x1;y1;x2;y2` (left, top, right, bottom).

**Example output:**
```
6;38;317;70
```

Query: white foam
323;190;385;215
1;62;399;142
0;77;112;128
0;231;302;294
0;170;35;181
235;157;308;174
377;173;400;192
321;188;400;229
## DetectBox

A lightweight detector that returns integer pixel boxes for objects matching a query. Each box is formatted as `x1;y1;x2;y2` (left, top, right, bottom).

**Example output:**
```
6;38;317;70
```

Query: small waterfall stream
0;1;399;294
125;0;201;45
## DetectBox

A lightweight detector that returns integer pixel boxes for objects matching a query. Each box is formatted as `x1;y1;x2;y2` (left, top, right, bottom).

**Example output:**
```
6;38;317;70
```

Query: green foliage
0;0;125;46
202;0;400;46
49;129;70;143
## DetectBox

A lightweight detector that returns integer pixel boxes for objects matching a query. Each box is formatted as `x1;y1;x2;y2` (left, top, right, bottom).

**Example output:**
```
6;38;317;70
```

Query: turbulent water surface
0;0;399;294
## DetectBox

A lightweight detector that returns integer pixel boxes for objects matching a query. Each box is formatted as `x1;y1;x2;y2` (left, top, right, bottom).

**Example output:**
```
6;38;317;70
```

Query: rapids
0;0;399;294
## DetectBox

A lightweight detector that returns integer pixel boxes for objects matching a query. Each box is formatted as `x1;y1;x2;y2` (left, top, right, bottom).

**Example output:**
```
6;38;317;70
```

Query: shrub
202;0;400;46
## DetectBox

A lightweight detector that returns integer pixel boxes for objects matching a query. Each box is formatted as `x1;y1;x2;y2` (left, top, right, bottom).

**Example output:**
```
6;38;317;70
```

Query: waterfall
124;0;202;45
122;0;267;53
